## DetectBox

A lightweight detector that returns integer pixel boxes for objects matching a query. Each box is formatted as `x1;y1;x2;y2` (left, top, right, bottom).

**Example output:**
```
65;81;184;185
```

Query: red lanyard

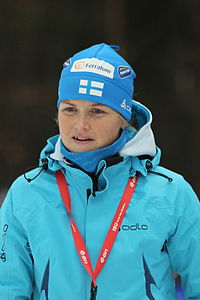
56;169;138;299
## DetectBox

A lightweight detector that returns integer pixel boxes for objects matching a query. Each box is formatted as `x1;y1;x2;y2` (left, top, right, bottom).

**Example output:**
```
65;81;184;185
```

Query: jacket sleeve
0;187;34;299
167;179;200;299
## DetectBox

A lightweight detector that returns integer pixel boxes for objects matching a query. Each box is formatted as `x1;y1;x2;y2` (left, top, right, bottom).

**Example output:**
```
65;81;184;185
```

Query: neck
60;128;130;173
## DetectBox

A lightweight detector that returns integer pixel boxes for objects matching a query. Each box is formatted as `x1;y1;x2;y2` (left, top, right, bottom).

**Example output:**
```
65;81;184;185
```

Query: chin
69;146;98;153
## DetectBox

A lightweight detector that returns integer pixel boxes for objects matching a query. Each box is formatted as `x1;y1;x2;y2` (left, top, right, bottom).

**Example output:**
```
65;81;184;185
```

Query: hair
130;116;139;131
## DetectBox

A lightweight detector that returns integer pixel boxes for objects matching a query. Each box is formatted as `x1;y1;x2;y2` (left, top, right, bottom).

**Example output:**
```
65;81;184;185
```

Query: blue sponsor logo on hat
118;66;131;79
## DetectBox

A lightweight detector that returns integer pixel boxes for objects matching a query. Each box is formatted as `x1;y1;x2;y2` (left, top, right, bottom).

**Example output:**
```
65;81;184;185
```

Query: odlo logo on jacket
0;224;9;262
121;223;149;231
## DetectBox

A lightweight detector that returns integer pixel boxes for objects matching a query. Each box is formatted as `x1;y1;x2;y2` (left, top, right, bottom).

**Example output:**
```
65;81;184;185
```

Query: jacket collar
40;100;160;176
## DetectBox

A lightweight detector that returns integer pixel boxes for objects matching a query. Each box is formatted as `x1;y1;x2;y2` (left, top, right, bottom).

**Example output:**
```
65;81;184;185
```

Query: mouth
72;136;94;144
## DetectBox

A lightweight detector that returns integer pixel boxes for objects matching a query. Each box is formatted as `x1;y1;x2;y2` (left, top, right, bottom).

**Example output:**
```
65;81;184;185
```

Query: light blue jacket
0;101;200;299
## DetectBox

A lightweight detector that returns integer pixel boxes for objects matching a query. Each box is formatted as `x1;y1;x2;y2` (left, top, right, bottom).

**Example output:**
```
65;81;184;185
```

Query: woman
0;43;199;300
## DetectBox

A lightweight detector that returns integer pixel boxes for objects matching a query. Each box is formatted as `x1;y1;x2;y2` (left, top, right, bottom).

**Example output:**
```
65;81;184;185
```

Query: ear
121;118;128;129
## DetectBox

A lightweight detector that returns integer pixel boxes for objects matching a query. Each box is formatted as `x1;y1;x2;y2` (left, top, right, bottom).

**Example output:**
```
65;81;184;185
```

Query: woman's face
58;99;127;153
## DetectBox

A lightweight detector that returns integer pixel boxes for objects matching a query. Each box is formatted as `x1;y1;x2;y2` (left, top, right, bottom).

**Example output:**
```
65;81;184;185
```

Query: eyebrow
63;102;76;106
90;103;104;107
63;102;105;107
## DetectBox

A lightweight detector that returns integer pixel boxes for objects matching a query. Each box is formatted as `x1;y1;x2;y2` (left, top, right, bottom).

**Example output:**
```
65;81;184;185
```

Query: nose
73;113;90;131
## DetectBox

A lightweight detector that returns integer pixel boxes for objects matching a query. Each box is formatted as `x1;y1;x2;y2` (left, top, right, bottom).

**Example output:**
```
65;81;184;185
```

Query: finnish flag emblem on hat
78;80;104;97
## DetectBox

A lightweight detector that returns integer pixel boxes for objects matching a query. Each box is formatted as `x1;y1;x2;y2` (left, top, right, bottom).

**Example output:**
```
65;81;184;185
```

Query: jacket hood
120;100;156;157
40;100;160;174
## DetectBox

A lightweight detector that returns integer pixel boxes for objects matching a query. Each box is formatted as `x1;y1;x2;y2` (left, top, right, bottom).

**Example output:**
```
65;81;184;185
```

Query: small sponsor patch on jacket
118;66;131;78
0;224;9;262
121;223;149;231
70;58;115;79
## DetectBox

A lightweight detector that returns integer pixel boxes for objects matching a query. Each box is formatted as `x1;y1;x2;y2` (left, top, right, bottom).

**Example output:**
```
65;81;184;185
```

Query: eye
63;106;77;113
90;108;106;114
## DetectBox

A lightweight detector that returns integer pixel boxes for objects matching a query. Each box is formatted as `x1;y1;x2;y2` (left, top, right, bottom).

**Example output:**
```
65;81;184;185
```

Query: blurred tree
125;0;200;195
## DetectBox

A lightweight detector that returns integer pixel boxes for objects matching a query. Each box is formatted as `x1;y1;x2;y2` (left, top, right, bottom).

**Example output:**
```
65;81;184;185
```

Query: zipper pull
90;282;98;300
